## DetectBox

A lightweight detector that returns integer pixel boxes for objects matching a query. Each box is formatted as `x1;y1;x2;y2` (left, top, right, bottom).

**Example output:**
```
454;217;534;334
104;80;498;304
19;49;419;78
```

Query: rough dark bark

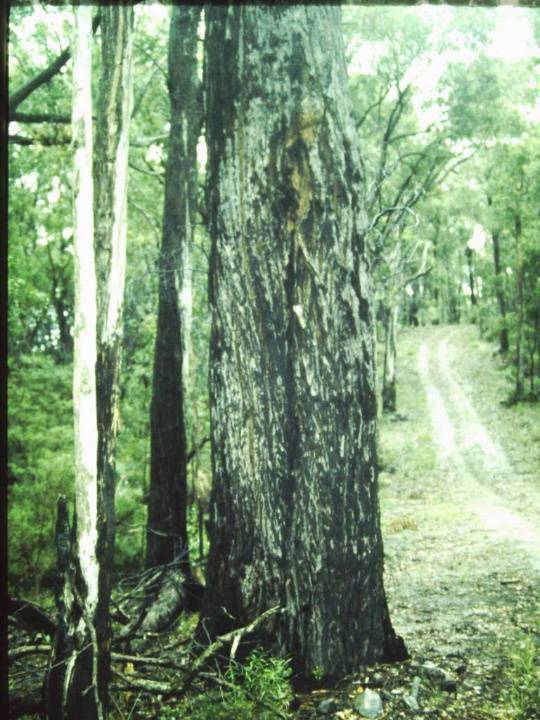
382;304;398;413
146;7;202;586
201;6;406;677
491;229;509;354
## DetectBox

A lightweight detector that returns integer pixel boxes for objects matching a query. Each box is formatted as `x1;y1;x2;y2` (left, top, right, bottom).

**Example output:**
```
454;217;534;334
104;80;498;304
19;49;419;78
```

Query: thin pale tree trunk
202;5;406;677
47;9;134;718
46;8;103;718
92;5;134;703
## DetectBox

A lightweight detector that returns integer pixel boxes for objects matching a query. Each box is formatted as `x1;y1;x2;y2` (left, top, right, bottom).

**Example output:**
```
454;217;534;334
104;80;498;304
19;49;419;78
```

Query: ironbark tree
201;6;406;677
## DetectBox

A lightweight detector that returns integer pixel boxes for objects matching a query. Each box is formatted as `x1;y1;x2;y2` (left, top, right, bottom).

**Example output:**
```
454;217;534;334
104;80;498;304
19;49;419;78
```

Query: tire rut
418;332;540;574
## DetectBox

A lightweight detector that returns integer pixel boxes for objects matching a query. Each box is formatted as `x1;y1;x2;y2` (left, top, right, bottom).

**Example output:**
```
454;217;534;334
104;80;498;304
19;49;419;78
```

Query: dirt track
374;325;540;716
418;328;540;573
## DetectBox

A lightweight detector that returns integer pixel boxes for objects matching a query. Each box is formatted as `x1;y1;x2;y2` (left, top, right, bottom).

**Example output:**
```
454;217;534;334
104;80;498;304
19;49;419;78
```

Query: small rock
440;673;457;692
420;661;456;692
353;688;383;718
319;698;338;714
403;676;421;711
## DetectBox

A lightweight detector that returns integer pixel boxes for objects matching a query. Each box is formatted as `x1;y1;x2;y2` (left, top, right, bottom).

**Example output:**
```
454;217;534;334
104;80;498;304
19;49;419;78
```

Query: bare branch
10;112;71;124
9;13;101;113
8;134;70;146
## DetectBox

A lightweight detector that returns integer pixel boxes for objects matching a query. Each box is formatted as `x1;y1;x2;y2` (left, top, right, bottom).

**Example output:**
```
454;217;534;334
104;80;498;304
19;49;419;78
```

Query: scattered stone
352;688;383;718
403;675;421;711
420;661;457;692
440;673;457;692
318;697;338;714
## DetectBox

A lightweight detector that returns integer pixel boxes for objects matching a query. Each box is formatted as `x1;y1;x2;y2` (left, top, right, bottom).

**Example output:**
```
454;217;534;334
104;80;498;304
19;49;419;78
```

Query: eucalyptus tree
344;6;464;412
46;6;134;719
46;7;100;717
144;5;203;627
201;5;406;677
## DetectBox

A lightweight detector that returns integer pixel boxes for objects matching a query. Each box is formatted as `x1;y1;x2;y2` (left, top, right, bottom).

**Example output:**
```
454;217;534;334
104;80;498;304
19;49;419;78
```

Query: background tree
143;5;203;630
201;5;406;677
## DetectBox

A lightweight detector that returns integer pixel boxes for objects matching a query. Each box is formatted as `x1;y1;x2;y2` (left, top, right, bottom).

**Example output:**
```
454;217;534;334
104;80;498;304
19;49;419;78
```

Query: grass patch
385;515;419;534
498;637;540;719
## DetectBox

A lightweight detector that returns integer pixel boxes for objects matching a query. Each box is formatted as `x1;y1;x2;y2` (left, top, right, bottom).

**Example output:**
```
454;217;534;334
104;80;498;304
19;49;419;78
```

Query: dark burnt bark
146;7;202;586
201;6;406;677
491;230;509;354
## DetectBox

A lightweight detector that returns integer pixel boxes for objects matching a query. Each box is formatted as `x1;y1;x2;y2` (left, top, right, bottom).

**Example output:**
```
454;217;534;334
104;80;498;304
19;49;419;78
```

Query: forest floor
295;324;540;720
9;325;540;720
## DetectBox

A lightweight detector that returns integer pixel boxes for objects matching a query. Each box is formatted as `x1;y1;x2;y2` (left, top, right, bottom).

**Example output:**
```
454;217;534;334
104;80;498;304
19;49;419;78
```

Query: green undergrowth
484;636;540;720
156;651;292;720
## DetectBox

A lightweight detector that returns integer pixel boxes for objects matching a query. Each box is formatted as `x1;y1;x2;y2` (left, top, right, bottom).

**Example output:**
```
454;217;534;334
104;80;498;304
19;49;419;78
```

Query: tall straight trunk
382;304;398;413
514;213;524;400
491;230;509;354
465;246;477;308
146;6;201;576
46;8;102;718
91;6;133;707
202;6;406;677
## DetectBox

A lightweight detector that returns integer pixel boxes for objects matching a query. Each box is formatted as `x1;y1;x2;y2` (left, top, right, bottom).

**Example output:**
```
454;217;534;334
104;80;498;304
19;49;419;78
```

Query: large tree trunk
145;7;201;585
382;304;398;413
46;8;102;717
201;6;406;678
491;229;509;354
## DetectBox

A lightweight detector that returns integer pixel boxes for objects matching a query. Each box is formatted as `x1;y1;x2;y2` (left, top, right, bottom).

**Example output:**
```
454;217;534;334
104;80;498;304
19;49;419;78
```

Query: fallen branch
111;652;187;670
8;644;51;663
180;605;282;693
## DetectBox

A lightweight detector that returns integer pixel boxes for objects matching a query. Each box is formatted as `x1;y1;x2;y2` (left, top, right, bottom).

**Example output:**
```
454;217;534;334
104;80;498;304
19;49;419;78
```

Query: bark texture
202;6;405;677
93;8;134;716
146;6;201;576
